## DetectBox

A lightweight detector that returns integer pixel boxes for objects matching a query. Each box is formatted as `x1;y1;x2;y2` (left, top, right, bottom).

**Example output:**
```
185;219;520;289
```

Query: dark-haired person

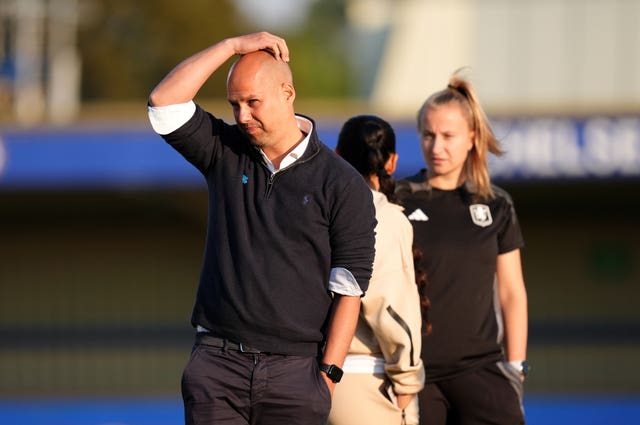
329;115;425;425
147;32;376;425
397;73;528;425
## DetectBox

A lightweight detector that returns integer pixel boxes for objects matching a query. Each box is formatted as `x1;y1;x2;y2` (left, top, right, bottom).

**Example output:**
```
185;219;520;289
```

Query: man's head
226;51;297;149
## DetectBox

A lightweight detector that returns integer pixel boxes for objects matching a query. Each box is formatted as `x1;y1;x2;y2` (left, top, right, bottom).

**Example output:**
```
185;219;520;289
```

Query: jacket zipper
386;305;416;366
262;150;318;199
265;172;275;198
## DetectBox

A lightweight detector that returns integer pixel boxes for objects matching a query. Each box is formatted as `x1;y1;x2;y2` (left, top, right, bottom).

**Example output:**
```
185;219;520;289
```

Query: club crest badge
469;204;492;227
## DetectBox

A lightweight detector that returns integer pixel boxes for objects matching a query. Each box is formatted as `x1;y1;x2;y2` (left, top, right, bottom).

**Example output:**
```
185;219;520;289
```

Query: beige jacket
347;190;425;396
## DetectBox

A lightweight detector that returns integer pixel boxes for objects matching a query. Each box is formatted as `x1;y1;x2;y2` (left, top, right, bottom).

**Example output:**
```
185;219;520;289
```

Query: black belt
196;332;262;354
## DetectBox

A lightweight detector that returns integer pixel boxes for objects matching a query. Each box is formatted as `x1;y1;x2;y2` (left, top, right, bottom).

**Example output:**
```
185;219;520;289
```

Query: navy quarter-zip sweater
161;104;376;355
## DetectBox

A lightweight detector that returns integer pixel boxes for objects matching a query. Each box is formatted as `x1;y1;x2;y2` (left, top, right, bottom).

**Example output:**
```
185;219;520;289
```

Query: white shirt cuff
148;100;196;135
328;267;364;296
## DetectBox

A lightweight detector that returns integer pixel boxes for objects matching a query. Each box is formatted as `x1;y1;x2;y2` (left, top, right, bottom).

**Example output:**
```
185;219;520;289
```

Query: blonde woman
397;73;528;425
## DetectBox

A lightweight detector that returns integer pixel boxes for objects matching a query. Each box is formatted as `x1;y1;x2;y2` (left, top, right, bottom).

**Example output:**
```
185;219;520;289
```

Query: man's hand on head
229;32;290;62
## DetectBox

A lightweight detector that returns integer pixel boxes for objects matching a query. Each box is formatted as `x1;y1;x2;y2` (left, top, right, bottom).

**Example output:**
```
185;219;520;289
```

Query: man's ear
282;82;295;103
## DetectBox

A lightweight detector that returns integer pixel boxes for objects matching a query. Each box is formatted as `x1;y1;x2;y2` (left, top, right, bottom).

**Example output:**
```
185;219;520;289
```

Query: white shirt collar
261;116;313;173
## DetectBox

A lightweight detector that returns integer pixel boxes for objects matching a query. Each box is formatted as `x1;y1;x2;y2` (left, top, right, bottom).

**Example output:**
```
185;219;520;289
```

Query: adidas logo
407;208;429;221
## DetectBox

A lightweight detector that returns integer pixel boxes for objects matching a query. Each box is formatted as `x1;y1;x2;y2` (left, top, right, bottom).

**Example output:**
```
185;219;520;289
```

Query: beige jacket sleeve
352;191;425;395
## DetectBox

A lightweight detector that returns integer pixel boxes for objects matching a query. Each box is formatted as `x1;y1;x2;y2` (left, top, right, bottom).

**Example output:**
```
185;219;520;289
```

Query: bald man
148;32;376;425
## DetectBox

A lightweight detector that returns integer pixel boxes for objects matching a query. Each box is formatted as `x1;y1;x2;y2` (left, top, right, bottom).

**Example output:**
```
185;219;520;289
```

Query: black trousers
181;340;331;425
419;362;525;425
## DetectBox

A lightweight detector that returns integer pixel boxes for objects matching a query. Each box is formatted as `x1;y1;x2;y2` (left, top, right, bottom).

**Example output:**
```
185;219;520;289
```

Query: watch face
321;363;344;383
328;365;343;382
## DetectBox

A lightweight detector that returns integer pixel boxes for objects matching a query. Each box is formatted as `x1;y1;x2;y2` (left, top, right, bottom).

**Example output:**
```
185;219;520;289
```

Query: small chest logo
469;204;492;227
407;208;429;222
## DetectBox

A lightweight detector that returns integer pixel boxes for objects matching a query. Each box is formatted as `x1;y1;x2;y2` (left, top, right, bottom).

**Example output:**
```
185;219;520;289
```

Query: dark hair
412;246;432;335
336;115;398;203
337;114;431;335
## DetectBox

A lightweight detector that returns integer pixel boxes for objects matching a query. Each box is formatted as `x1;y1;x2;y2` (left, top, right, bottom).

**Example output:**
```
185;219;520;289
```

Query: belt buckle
239;342;259;353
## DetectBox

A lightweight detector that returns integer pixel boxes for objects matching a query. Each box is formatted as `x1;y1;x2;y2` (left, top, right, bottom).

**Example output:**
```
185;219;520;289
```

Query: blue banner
490;116;640;180
0;126;202;190
1;115;639;190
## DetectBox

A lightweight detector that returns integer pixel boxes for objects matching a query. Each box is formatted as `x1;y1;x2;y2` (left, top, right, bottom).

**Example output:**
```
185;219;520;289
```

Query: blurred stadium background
1;0;639;424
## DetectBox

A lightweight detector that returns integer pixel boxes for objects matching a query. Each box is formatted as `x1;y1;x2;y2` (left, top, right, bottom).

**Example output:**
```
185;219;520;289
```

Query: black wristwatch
319;363;344;383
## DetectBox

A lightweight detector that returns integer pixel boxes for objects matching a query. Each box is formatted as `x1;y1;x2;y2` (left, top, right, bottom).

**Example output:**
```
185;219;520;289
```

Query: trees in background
78;0;353;101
